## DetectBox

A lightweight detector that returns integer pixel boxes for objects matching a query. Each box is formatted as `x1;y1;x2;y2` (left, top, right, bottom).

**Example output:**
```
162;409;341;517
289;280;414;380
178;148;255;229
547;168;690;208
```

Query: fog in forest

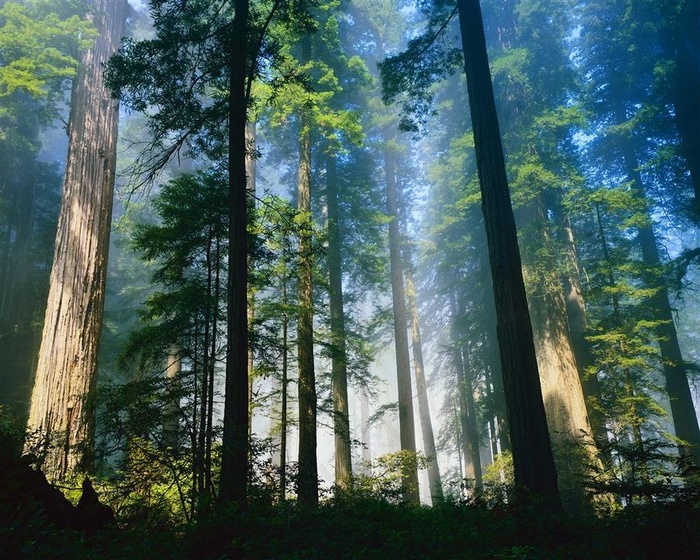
2;0;700;556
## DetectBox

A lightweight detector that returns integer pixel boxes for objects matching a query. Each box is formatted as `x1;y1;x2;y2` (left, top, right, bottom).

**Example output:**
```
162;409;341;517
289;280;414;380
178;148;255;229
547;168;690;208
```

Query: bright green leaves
0;2;94;102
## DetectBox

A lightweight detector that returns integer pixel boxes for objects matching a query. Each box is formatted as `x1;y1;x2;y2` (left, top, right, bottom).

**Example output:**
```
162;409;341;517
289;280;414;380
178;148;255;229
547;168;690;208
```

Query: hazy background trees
2;0;700;519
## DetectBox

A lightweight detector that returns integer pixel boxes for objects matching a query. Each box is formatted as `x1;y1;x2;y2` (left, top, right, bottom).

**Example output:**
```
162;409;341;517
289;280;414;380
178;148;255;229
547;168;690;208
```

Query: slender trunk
206;234;222;496
361;389;371;474
326;155;353;492
247;122;256;438
25;0;127;480
384;141;420;504
449;295;482;488
198;230;213;499
296;34;318;507
455;0;559;509
460;345;483;488
279;276;289;502
405;267;443;503
220;0;250;507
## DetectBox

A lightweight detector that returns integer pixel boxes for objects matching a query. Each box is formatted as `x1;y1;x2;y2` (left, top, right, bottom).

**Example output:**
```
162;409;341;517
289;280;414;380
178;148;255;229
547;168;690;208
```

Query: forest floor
3;492;700;559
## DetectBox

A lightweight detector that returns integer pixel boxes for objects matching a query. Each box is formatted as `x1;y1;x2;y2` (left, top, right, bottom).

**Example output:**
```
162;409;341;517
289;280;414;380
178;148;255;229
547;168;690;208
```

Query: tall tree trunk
554;207;610;460
279;275;289;502
455;0;560;509
449;294;482;489
662;0;700;211
246;121;257;437
360;388;371;474
296;34;318;507
460;345;483;488
619;138;700;468
384;140;420;504
220;0;250;507
25;0;127;480
405;266;443;503
326;155;353;492
518;196;599;509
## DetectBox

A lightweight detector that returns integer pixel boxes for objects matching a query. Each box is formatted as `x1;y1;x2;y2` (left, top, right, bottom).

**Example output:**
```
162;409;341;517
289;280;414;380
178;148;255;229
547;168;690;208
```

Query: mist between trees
2;0;700;547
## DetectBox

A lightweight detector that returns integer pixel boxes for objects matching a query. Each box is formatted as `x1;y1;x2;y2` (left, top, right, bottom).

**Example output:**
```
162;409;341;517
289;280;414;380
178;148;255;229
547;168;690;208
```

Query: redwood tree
455;0;560;508
26;0;128;480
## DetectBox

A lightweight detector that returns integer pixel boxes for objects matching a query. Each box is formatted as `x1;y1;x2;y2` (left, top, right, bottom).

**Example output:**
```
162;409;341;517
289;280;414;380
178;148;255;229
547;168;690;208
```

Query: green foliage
0;1;94;113
379;4;462;133
352;450;431;502
583;435;692;508
0;405;24;459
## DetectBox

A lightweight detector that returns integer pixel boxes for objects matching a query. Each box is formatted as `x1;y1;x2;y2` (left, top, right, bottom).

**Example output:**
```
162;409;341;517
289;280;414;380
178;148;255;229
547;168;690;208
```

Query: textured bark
26;0;127;480
519;197;598;509
296;37;318;505
219;0;250;507
555;209;610;457
405;267;443;503
385;142;420;504
326;155;353;492
456;0;560;508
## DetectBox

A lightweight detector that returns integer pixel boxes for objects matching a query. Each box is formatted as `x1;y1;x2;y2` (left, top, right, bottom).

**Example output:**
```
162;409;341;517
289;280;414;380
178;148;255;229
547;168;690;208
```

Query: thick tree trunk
384;142;420;504
518;197;598;509
25;0;127;480
405;267;443;503
554;208;610;459
220;0;250;507
326;155;353;492
296;36;318;505
455;0;560;509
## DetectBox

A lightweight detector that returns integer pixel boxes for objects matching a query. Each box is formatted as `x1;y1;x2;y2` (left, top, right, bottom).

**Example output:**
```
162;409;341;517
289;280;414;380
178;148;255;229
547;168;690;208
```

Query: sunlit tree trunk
384;140;420;504
326;155;353;492
164;346;182;450
456;0;560;509
553;206;610;459
220;0;250;507
518;196;599;508
405;266;443;503
25;0;127;480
